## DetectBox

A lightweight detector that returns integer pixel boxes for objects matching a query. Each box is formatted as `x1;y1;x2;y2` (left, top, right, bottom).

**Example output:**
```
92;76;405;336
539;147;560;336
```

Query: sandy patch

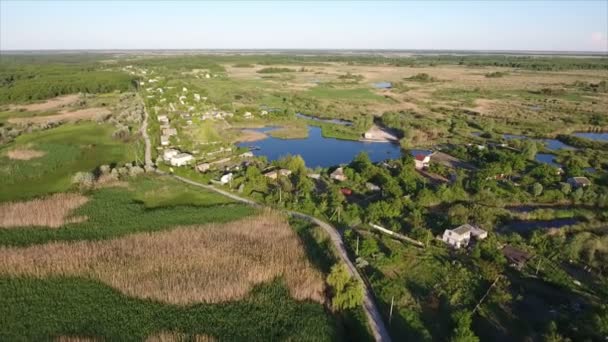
12;94;80;112
0;193;88;228
234;129;268;142
362;124;399;142
6;148;46;160
8;107;111;124
466;99;498;115
0;211;325;305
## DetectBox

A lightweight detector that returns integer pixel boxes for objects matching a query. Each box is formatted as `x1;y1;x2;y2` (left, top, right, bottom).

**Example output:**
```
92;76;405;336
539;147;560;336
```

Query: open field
0;211;325;304
8;107;111;124
0;193;88;228
10;94;80;112
0;123;135;202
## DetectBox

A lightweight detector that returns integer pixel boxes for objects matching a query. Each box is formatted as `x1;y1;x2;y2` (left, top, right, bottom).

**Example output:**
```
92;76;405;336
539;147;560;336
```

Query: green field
0;123;136;202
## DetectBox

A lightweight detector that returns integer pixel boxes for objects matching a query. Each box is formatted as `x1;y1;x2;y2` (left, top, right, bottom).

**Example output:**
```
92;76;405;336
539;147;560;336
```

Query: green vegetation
0;123;136;202
405;73;438;82
0;56;134;104
0;277;335;341
0;177;254;247
257;67;296;73
484;71;508;78
306;86;387;102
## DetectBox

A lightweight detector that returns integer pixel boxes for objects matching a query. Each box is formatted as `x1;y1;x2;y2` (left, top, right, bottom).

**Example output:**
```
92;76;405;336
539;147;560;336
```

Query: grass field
0;175;254;247
0;123;136;202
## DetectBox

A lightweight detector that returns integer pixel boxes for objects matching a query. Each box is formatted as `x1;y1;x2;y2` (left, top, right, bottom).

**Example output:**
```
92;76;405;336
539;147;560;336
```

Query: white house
160;135;170;146
441;224;487;249
157;115;169;124
220;173;233;184
414;152;433;170
243;111;253;119
194;94;201;102
163;149;180;161
162;128;177;136
330;167;347;182
170;153;194;167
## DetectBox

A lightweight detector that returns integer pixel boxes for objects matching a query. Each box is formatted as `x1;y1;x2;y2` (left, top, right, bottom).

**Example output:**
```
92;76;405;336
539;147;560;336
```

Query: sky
1;1;607;52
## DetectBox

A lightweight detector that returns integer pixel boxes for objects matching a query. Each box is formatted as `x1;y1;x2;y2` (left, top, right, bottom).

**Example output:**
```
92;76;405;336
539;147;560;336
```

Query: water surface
573;132;608;141
238;126;401;168
295;113;353;126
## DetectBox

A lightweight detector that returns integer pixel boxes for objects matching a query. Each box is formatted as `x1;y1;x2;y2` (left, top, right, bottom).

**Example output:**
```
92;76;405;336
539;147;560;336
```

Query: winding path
140;97;391;342
138;94;152;166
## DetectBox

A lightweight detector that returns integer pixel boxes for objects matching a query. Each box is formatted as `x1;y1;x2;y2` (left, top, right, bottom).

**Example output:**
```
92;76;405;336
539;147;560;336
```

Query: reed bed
145;332;215;342
0;193;88;228
6;148;46;160
0;210;325;304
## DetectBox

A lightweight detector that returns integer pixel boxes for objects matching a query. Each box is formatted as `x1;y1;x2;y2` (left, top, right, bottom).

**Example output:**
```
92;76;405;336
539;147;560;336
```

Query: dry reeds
0;211;325;304
6;148;46;160
0;193;88;228
146;332;215;342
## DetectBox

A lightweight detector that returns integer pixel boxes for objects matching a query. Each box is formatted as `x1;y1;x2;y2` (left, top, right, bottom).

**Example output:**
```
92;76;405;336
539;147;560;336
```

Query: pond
535;153;562;168
295;113;353;126
573;132;608;141
238;126;401;168
373;81;392;89
503;134;573;151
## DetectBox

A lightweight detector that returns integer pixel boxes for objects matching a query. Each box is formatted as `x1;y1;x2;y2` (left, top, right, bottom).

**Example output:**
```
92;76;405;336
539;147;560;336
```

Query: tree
542;321;571;342
448;204;469;226
327;263;363;310
450;311;479;342
560;182;572;195
532;182;544;197
522;140;538;161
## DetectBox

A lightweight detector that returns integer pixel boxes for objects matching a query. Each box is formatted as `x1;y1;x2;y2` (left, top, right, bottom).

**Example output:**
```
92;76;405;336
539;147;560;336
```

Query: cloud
590;32;608;51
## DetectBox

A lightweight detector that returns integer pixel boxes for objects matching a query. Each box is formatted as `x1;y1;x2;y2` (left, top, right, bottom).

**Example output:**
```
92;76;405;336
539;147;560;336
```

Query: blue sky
1;1;607;51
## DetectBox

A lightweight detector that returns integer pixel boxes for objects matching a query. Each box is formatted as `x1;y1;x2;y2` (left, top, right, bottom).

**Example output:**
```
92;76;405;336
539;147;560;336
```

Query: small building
196;163;210;173
307;173;321;180
160;135;170;146
220;173;233;184
239;152;254;158
163;149;180;161
414;153;433;170
441;224;487;249
567;176;591;188
243;111;253;119
157;115;169;124
162;128;178;136
502;245;532;270
330;167;347;182
366;182;381;192
264;169;292;180
170;153;194;167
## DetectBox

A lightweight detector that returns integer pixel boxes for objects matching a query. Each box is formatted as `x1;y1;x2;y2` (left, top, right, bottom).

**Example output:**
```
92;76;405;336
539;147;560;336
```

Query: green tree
450;311;479;342
522;140;538;161
327;263;363;310
532;182;544;197
560;182;572;195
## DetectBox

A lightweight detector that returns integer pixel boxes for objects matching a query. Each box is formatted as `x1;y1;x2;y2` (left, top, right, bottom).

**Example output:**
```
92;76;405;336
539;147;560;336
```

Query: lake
535;153;561;168
573;132;608;141
238;126;401;168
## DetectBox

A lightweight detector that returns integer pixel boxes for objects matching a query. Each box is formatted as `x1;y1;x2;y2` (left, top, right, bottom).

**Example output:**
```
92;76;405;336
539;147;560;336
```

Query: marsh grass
0;210;325;305
0;193;88;228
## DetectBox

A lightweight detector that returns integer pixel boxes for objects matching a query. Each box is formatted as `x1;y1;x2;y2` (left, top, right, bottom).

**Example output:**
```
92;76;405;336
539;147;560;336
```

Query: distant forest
0;55;135;105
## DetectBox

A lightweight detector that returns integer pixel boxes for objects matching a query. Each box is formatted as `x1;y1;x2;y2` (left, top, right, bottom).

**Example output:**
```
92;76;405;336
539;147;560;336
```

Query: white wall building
170;153;194;167
442;224;487;249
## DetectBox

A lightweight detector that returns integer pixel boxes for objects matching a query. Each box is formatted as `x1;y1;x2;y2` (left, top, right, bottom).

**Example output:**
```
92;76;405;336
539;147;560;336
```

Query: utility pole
389;296;394;326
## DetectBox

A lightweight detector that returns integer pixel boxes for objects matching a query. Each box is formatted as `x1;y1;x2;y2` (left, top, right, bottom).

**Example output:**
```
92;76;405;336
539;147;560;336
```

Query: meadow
0;123;135;201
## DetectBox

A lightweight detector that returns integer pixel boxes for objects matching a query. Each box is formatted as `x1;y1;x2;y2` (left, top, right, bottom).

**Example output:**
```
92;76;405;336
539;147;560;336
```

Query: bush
327;263;363;310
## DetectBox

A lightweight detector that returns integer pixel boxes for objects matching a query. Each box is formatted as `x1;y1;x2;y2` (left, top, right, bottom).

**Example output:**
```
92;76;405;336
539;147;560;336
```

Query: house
441;224;487;249
260;110;268;116
264;169;292;180
194;94;201;102
243;111;253;119
330;167;347;182
220;173;233;184
160;135;170;146
157;115;169;124
568;176;591;188
366;182;381;191
502;245;532;270
163;149;180;161
162;128;177;136
414;152;433;170
239;152;254;158
363;132;374;139
307;173;321;180
196;163;210;172
170;153;194;167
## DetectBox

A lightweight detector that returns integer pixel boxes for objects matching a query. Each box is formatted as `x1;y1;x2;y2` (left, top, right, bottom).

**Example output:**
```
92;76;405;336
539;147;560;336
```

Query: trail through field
139;94;152;166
